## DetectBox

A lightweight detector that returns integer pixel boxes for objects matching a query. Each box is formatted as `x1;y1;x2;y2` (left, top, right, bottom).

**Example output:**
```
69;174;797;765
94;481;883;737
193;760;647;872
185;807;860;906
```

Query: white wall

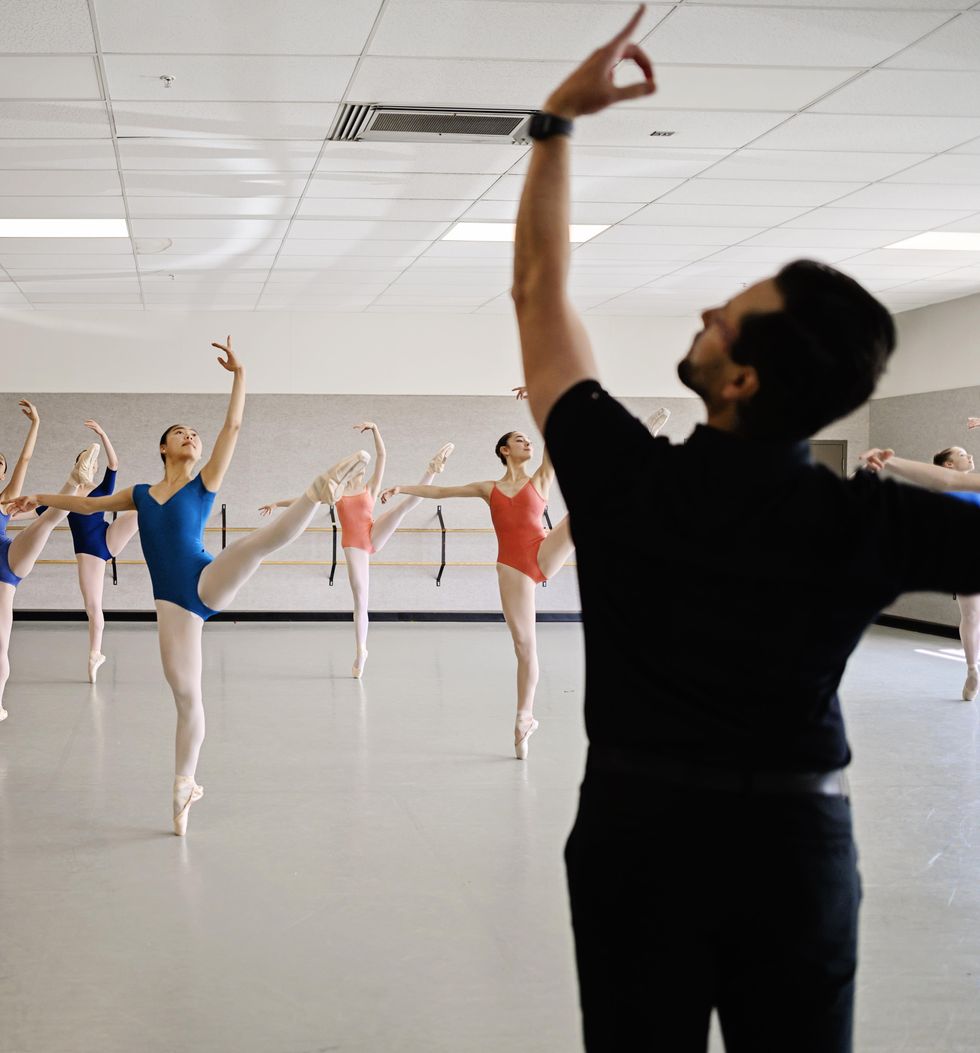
0;308;700;397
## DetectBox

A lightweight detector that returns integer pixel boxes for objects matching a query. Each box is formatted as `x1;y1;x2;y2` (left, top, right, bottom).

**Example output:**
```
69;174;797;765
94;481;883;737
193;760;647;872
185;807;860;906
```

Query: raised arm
859;448;980;492
85;419;118;470
380;480;493;505
532;446;556;497
200;336;245;493
258;497;300;516
8;485;136;516
357;422;387;499
512;7;654;432
0;400;40;502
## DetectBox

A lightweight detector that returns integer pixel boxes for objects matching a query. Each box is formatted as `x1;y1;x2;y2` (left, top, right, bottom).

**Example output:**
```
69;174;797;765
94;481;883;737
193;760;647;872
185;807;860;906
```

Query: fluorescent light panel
443;222;609;243
0;219;129;238
888;232;980;252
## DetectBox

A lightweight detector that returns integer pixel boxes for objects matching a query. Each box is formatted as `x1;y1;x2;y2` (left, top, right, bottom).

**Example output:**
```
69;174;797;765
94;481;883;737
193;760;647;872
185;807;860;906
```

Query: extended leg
105;510;139;557
0;585;13;721
346;546;370;677
957;594;980;701
76;554;107;679
371;444;453;552
497;563;540;758
536;513;574;582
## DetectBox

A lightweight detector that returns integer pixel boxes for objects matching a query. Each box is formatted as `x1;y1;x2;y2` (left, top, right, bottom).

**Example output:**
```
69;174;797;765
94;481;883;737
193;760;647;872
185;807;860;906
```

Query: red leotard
489;480;549;584
336;490;376;554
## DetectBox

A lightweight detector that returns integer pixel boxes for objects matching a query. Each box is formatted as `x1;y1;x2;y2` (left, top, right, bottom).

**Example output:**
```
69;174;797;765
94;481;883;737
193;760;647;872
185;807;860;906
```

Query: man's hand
543;5;655;119
858;448;894;473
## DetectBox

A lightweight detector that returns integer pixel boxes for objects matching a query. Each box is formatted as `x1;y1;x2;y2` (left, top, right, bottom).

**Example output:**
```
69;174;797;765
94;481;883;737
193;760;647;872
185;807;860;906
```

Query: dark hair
729;259;896;441
494;431;516;466
159;424;181;464
933;447;958;467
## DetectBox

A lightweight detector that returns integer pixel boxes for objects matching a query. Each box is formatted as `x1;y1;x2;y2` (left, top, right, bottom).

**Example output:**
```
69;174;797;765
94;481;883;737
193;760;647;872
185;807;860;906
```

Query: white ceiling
1;0;980;316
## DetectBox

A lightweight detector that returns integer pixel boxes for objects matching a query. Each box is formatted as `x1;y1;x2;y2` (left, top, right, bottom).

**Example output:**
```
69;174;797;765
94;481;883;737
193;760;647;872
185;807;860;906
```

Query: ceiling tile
307;172;498;199
272;255;418;269
782;206;975;229
622;202;812;226
847;248;980;267
0;254;136;272
832;184;980;211
422;241;515;258
884;12;980;71
316;141;528;175
813;70;980;117
751;113;980;152
0;171;122;195
111;102;339;140
104;55;356;103
139;254;277;272
641;7;949;67
0;102;111;139
884;154;980;185
127;197;299;218
370;1;669;60
0;287;30;304
0;196;125;217
952;136;980;154
462;200;640;225
0;140;117;169
4;0;95;53
838;262;958;280
124;172;308;197
0;237;133;253
117;139;323;172
705;245;858;265
279;238;433;256
288;219;450;241
743;228;918;249
574;108;792;149
702;149;929;183
589;225;763;245
136;237;285;256
690;0;972;7
572;241;715;263
297;198;470;221
509;146;730;179
658;179;865;207
482;174;682;203
141;267;272;282
935;215;980;233
130;218;290;237
96;0;382;54
0;57;101;100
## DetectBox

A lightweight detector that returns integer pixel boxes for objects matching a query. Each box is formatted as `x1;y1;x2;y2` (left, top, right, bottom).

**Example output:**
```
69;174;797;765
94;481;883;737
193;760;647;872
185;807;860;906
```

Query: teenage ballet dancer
31;422;140;683
1;400;100;722
259;421;454;678
862;432;980;701
9;338;369;834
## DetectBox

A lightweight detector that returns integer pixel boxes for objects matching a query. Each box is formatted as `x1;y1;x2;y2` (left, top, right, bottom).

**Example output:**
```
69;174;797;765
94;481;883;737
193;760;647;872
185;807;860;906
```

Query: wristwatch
529;112;574;141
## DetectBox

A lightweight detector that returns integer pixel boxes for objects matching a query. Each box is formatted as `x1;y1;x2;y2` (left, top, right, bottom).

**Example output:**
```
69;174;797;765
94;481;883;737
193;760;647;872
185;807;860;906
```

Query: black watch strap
529;112;574;141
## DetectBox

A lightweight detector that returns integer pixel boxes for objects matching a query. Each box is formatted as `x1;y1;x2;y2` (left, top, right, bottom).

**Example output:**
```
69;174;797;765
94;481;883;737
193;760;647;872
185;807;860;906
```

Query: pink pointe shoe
515;716;539;760
306;450;371;506
352;650;368;679
427;443;455;474
963;665;979;702
173;775;204;836
88;652;106;684
70;443;100;487
644;408;670;437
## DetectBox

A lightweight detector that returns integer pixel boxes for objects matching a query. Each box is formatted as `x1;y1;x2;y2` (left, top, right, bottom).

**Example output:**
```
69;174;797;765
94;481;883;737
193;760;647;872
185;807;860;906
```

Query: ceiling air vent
328;104;534;145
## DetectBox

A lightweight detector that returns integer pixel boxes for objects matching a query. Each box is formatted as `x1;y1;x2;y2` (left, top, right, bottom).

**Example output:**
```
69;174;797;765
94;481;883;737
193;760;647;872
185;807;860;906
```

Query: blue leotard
37;467;118;561
132;475;218;620
0;511;23;588
950;490;980;508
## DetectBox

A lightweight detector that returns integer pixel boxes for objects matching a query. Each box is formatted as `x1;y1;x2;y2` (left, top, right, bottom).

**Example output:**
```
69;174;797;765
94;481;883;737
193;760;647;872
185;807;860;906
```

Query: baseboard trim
874;613;959;640
12;609;583;624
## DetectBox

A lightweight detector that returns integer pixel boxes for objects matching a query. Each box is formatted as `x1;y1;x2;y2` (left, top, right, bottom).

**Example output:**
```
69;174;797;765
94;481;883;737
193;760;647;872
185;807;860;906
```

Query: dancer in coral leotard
260;421;454;678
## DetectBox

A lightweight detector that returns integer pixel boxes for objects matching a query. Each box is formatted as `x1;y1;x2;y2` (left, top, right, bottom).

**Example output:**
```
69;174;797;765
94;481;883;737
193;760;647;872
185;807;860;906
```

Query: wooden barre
33;558;576;569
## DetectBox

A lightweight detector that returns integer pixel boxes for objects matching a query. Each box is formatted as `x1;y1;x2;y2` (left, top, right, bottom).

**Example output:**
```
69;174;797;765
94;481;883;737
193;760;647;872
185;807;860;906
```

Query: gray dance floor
1;622;977;1052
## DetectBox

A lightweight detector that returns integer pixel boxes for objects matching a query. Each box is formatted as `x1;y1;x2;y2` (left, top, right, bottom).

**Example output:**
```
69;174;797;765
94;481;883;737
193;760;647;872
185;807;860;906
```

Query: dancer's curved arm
7;486;136;517
357;422;387;501
258;498;297;516
380;480;492;505
85;419;118;470
199;336;245;493
859;448;979;492
0;400;40;504
511;8;654;430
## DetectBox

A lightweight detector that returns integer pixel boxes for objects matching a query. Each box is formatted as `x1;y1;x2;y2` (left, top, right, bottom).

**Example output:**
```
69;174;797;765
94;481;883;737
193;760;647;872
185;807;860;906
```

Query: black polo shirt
545;380;980;774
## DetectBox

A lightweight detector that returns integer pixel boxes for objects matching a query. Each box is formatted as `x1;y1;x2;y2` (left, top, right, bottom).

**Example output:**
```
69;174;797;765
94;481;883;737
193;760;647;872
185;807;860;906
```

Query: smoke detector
328;104;534;145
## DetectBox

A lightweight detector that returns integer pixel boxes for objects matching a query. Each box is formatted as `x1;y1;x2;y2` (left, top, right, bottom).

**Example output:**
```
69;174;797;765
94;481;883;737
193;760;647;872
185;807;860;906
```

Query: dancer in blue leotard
1;400;100;722
11;337;369;834
30;421;140;683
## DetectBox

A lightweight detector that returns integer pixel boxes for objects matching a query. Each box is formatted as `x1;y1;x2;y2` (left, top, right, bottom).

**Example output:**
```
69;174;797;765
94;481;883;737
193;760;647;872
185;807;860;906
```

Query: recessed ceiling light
0;219;129;238
442;222;609;244
887;232;980;252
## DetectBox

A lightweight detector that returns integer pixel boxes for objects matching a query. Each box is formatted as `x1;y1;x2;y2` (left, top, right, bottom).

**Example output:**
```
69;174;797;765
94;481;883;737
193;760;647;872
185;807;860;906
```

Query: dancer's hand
543;4;655;119
513;387;528;400
212;335;241;373
858;447;894;472
84;419;106;437
258;503;276;516
968;417;980;430
6;494;39;513
380;486;400;504
19;399;38;424
353;421;378;433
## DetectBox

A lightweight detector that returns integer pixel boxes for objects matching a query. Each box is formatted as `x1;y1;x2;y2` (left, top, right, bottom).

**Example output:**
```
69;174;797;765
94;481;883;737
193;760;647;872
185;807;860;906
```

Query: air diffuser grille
328;105;534;144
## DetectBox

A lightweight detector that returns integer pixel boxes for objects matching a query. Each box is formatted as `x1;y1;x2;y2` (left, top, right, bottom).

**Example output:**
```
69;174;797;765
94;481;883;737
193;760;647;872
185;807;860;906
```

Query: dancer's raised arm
859;448;979;492
200;336;245;493
0;400;40;504
356;422;387;500
85;419;118;470
8;486;136;517
380;480;492;504
512;7;654;430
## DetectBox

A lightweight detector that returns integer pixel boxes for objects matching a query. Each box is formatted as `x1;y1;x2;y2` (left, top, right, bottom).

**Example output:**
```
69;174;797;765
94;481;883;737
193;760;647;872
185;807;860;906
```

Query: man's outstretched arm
512;5;655;432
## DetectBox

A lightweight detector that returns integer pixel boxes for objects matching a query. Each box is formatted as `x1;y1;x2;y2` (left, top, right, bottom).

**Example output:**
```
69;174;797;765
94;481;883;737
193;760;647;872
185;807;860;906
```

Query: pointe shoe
644;408;670;437
352;650;368;679
427;442;455;475
70;443;100;487
515;716;539;760
88;652;106;684
173;775;204;836
963;665;979;701
306;450;371;506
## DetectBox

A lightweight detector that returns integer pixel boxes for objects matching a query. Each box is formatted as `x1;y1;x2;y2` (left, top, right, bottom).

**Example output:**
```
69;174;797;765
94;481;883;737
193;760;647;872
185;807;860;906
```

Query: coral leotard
337;490;376;554
489;480;548;584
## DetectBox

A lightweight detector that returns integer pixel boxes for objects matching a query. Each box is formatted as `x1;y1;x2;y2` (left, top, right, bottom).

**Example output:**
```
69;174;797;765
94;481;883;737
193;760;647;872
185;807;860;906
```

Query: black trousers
565;775;861;1053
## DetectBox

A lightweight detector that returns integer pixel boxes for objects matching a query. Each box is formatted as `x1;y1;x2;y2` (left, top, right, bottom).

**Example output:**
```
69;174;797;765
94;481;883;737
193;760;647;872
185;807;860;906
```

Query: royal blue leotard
950;490;980;508
0;511;23;588
132;475;218;620
37;467;118;561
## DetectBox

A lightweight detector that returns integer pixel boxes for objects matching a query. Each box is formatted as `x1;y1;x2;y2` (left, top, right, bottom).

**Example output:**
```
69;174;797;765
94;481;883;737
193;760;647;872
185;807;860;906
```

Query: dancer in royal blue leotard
11;337;369;835
1;400;100;722
30;421;140;683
